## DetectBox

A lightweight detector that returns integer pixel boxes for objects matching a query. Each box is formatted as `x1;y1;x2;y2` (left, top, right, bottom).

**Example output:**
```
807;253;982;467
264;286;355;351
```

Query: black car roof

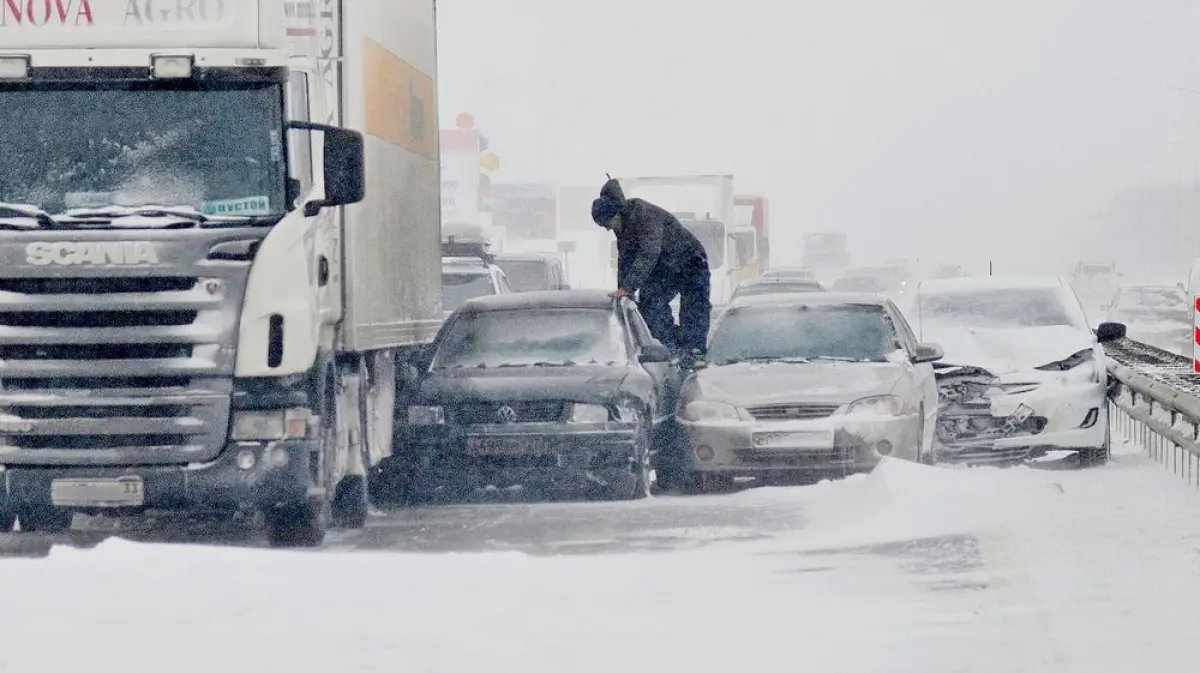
458;289;620;313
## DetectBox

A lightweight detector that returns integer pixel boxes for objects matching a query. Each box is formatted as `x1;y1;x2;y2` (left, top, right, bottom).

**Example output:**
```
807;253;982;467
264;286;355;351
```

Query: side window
887;303;919;351
286;72;314;202
625;304;656;346
496;270;512;294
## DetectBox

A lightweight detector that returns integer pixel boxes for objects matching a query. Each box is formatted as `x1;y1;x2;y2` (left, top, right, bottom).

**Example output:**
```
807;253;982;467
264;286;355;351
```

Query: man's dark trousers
636;260;712;354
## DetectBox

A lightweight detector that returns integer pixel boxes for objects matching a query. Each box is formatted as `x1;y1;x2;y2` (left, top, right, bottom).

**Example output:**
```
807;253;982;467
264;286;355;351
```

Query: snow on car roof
459;289;619;313
918;275;1065;294
726;291;888;310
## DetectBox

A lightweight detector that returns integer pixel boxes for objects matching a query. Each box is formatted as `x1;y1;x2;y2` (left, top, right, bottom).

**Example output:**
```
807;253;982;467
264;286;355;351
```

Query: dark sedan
397;290;682;502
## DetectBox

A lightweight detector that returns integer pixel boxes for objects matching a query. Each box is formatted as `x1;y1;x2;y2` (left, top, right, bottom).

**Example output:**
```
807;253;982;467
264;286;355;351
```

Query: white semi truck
0;0;442;547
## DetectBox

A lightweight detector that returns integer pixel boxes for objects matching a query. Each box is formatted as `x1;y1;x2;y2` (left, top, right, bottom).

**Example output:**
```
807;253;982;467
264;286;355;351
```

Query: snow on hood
693;360;906;406
924;325;1094;375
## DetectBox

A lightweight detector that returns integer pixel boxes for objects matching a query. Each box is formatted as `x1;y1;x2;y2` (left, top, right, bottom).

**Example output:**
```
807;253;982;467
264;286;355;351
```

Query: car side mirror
1095;322;1126;343
288;121;366;217
911;342;944;364
638;343;673;364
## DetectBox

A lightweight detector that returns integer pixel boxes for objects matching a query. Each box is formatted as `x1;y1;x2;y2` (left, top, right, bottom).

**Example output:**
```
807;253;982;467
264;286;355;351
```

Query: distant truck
0;0;442;547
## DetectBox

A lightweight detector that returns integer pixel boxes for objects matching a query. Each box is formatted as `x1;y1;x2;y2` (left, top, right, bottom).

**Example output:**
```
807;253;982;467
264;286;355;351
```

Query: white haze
437;0;1200;280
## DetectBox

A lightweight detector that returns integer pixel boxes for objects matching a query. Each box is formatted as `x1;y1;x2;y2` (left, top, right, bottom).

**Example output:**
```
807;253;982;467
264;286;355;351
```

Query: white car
898;276;1126;466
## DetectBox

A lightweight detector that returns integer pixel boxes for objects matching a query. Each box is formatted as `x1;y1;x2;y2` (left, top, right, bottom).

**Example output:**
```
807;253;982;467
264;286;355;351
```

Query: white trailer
0;0;441;547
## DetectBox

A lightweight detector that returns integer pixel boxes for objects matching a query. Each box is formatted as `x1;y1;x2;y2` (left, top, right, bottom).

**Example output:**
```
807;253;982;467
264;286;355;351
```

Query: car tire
1078;408;1112;468
18;507;72;534
597;416;653;501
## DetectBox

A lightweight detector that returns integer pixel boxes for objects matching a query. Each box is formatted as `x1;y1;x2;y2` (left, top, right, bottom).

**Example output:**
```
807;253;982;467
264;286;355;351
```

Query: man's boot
679;348;707;369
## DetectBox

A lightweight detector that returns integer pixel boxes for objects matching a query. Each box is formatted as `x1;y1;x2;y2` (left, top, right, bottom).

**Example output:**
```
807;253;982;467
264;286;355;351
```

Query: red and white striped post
1193;296;1200;373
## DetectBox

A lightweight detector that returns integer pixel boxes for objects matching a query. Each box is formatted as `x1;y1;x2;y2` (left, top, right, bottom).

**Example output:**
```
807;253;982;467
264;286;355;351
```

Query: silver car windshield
432;308;628;368
918;288;1086;330
709;304;899;365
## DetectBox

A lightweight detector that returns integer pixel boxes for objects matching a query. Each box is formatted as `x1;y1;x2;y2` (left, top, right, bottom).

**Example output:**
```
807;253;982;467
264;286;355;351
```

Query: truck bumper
0;440;317;513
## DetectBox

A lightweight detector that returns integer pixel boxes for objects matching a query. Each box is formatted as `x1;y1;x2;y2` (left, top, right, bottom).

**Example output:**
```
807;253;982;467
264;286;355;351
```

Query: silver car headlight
845;395;906;417
570;403;610;423
678;400;743;422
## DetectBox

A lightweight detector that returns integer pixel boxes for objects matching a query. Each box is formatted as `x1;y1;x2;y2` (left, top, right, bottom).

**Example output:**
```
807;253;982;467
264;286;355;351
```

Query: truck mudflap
0;439;318;513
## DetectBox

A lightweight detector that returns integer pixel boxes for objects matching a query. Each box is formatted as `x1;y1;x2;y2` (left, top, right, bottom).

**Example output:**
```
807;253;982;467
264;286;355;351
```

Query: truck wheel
331;473;368;528
18;507;72;533
263;499;327;548
0;510;14;532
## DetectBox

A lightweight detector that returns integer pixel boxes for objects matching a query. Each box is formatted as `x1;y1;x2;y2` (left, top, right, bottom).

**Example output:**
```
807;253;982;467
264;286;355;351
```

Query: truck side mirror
288;121;366;217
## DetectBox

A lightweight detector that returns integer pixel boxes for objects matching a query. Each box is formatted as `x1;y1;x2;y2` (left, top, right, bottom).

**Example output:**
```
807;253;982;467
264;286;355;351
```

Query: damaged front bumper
935;367;1108;464
406;421;640;495
676;413;921;477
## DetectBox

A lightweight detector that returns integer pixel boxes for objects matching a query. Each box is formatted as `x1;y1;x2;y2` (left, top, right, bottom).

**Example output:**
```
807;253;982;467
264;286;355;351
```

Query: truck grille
449;401;569;424
0;261;247;467
745;403;842;420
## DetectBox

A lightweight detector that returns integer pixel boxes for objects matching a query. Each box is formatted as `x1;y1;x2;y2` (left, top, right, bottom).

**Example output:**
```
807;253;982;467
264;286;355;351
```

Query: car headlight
570;403;610;423
407;405;445;425
845;395;906;417
231;408;312;440
678;400;743;422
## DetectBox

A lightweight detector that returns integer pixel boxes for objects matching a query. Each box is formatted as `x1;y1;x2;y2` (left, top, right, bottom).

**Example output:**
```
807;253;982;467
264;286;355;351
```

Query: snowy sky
436;0;1200;278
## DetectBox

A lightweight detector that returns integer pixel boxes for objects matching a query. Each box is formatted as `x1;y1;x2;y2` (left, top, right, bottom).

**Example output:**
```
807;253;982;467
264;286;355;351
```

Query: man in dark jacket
591;177;712;362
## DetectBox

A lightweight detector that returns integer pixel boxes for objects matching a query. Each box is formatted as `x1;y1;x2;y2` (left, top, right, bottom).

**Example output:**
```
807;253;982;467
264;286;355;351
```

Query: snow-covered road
3;438;1200;672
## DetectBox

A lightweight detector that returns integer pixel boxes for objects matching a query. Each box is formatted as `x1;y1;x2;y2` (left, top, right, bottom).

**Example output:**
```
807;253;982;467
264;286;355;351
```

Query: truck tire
331;472;368;528
264;499;327;548
0;510;14;532
18;507;72;533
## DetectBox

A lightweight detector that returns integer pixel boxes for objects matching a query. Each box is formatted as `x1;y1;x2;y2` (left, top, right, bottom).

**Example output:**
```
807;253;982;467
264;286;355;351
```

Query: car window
624;303;657;346
709;304;902;364
431;308;628;368
441;272;495;311
887;302;919;351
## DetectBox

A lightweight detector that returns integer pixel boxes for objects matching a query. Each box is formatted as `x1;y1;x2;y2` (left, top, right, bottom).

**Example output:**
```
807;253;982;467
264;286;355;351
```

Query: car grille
449;401;570;424
744;403;841;420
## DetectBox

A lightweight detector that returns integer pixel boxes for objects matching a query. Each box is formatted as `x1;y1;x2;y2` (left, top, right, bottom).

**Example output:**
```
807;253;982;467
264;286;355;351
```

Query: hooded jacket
596;179;709;294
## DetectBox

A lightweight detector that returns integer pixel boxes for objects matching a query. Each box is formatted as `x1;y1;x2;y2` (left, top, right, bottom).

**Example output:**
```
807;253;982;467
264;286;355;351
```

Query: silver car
664;293;943;492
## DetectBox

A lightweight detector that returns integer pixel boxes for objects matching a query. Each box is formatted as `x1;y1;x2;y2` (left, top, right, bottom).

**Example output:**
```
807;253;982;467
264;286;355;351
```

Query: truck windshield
0;82;288;217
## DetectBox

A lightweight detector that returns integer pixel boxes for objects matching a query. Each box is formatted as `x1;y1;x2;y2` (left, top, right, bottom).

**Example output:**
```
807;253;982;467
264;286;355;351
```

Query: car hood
692;361;907;406
418;364;631;405
924;325;1095;375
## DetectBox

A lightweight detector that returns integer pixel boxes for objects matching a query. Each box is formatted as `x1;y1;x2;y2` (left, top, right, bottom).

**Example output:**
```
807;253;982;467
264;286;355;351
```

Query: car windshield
917;287;1085;329
1117;288;1185;310
0;83;288;217
441;272;496;311
432;308;628;368
709;304;900;364
733;282;822;298
832;277;884;292
496;260;551;292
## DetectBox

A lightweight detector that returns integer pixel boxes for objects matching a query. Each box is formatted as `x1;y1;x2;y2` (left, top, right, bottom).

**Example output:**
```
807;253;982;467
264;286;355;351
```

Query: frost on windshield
709;304;899;364
919;289;1080;329
432;309;627;368
0;85;287;215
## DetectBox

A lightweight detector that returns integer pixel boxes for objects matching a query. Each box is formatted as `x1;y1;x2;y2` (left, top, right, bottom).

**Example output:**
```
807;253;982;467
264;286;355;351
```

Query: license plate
466;436;550;456
752;430;834;448
1008;403;1035;423
51;477;145;508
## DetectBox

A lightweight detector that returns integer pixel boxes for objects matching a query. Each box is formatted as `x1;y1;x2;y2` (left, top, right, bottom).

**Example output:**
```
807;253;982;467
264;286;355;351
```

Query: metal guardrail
1104;338;1200;487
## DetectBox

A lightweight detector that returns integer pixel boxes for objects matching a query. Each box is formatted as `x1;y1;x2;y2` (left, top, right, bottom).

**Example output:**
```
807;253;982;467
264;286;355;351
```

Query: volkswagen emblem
495;405;518;424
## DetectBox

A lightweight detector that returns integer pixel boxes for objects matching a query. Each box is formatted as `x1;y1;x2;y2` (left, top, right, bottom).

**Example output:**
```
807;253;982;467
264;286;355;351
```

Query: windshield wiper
715;356;807;366
811;356;860;362
0;203;55;228
64;206;209;225
496;361;575;368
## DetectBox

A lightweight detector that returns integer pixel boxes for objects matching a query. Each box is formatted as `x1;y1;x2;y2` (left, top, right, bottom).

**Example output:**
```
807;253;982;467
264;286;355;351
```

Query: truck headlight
231;408;312;440
570;403;610;423
408;405;445;425
845;395;906;417
678;400;743;422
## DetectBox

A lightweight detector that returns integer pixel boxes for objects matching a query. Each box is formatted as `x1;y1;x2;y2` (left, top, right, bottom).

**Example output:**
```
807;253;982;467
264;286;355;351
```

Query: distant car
831;275;888;293
666;292;943;492
730;277;825;301
760;266;816;281
493;252;570;293
441;256;512;318
899;276;1126;466
399;290;683;502
1104;285;1189;354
